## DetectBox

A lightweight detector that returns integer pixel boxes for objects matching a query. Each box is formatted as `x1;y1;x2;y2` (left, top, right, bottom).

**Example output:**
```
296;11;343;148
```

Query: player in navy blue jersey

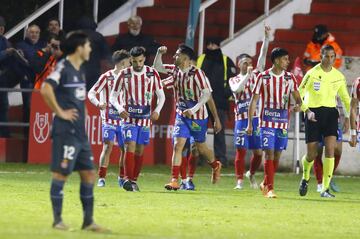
40;31;108;232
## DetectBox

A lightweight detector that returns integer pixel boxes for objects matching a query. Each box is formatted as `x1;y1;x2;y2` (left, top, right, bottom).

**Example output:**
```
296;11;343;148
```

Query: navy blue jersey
45;59;87;140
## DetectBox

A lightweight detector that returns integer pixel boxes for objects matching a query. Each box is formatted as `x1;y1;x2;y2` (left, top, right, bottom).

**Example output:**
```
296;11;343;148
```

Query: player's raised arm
256;25;270;72
153;46;168;74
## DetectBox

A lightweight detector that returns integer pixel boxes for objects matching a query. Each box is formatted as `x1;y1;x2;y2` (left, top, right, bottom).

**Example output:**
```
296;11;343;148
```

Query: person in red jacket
303;24;343;71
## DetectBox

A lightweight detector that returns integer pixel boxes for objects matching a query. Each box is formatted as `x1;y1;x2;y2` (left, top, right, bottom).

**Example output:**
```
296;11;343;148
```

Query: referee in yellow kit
298;45;350;198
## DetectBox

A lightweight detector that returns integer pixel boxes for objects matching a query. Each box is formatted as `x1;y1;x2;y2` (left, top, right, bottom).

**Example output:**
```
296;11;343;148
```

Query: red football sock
133;154;144;181
171;165;180;180
188;154;197;178
264;160;274;191
235;148;246;180
273;159;279;172
180;156;188;180
124;152;135;181
249;154;262;175
313;154;323;184
98;166;107;178
334;155;341;172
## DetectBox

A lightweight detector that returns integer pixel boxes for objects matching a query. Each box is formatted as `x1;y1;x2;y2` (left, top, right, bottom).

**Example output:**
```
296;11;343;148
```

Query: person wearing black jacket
197;38;236;167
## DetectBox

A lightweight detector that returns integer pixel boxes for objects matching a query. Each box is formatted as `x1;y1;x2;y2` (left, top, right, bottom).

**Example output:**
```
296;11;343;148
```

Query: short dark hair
61;31;89;55
270;47;288;63
320;44;335;56
112;50;130;64
177;43;195;60
236;53;252;64
130;46;146;57
48;17;60;25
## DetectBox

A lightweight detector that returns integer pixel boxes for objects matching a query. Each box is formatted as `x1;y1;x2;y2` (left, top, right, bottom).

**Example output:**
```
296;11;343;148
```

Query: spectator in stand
42;18;66;41
32;33;63;89
303;24;343;71
76;16;111;90
0;16;29;137
197;38;237;167
111;15;160;64
16;24;45;126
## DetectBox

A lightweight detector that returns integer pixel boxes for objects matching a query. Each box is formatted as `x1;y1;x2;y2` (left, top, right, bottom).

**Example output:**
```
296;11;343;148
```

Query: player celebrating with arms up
154;44;222;190
110;46;165;192
246;48;302;198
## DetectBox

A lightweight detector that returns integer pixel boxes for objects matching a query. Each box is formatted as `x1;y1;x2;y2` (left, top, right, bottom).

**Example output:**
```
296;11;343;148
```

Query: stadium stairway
106;0;283;61
255;0;360;68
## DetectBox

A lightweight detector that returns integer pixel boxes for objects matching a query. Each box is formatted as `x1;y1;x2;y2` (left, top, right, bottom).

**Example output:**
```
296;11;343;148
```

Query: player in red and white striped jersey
349;77;360;147
153;44;222;190
110;46;165;191
88;50;130;188
246;47;302;198
229;26;270;190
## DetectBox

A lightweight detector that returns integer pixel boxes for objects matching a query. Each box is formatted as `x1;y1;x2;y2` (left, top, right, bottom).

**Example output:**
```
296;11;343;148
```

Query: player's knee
52;172;68;181
102;142;113;154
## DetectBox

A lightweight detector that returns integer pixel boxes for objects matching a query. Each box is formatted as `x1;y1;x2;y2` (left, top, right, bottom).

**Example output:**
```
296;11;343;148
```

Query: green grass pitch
1;163;360;239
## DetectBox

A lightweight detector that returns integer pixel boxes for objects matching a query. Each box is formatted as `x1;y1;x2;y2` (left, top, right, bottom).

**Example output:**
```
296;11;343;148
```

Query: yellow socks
302;155;314;181
322;157;335;192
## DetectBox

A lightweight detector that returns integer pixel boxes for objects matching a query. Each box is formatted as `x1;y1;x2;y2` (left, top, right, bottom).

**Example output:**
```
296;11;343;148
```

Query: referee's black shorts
305;107;339;143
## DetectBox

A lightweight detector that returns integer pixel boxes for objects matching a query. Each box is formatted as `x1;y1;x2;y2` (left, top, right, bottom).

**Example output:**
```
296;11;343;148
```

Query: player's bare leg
195;142;222;184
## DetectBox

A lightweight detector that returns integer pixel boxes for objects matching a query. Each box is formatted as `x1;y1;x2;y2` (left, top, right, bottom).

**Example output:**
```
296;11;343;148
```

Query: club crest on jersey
73;76;79;82
75;86;86;100
313;82;321;91
185;89;194;98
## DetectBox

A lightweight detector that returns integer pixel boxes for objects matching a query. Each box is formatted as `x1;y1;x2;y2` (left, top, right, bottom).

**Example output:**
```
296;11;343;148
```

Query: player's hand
349;135;357;147
247;66;253;75
343;118;350;134
213;117;222;134
119;110;129;119
264;25;271;38
245;123;253;135
150;112;159;121
292;104;301;112
306;110;317;122
157;46;167;55
183;109;193;118
98;103;107;110
58;108;78;122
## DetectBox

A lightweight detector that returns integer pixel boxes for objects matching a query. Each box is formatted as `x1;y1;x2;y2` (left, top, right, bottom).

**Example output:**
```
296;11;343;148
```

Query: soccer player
298;45;350;198
40;31;107;232
153;44;222;190
229;26;270;190
88;50;130;187
246;48;302;198
162;75;221;190
349;77;360;148
110;46;165;192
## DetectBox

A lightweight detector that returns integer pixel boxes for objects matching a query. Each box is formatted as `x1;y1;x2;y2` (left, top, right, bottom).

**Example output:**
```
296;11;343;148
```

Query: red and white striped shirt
88;69;122;125
112;65;163;127
351;77;360;131
253;69;298;129
163;64;212;120
229;70;261;120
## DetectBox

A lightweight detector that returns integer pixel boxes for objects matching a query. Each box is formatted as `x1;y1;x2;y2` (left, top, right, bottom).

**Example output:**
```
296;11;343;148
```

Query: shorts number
236;136;245;146
173;126;180;135
126;130;132;138
63;145;75;160
103;130;109;138
263;137;269;147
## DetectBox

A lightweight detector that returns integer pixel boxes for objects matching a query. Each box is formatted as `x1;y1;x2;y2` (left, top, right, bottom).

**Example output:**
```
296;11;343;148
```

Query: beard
129;29;140;36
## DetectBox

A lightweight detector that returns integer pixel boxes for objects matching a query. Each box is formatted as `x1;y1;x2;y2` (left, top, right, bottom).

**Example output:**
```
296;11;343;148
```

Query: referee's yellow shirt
299;64;350;115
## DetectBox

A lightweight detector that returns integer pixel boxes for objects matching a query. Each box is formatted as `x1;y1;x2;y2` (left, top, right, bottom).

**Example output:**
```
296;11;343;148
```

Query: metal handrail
4;0;99;39
197;0;271;55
